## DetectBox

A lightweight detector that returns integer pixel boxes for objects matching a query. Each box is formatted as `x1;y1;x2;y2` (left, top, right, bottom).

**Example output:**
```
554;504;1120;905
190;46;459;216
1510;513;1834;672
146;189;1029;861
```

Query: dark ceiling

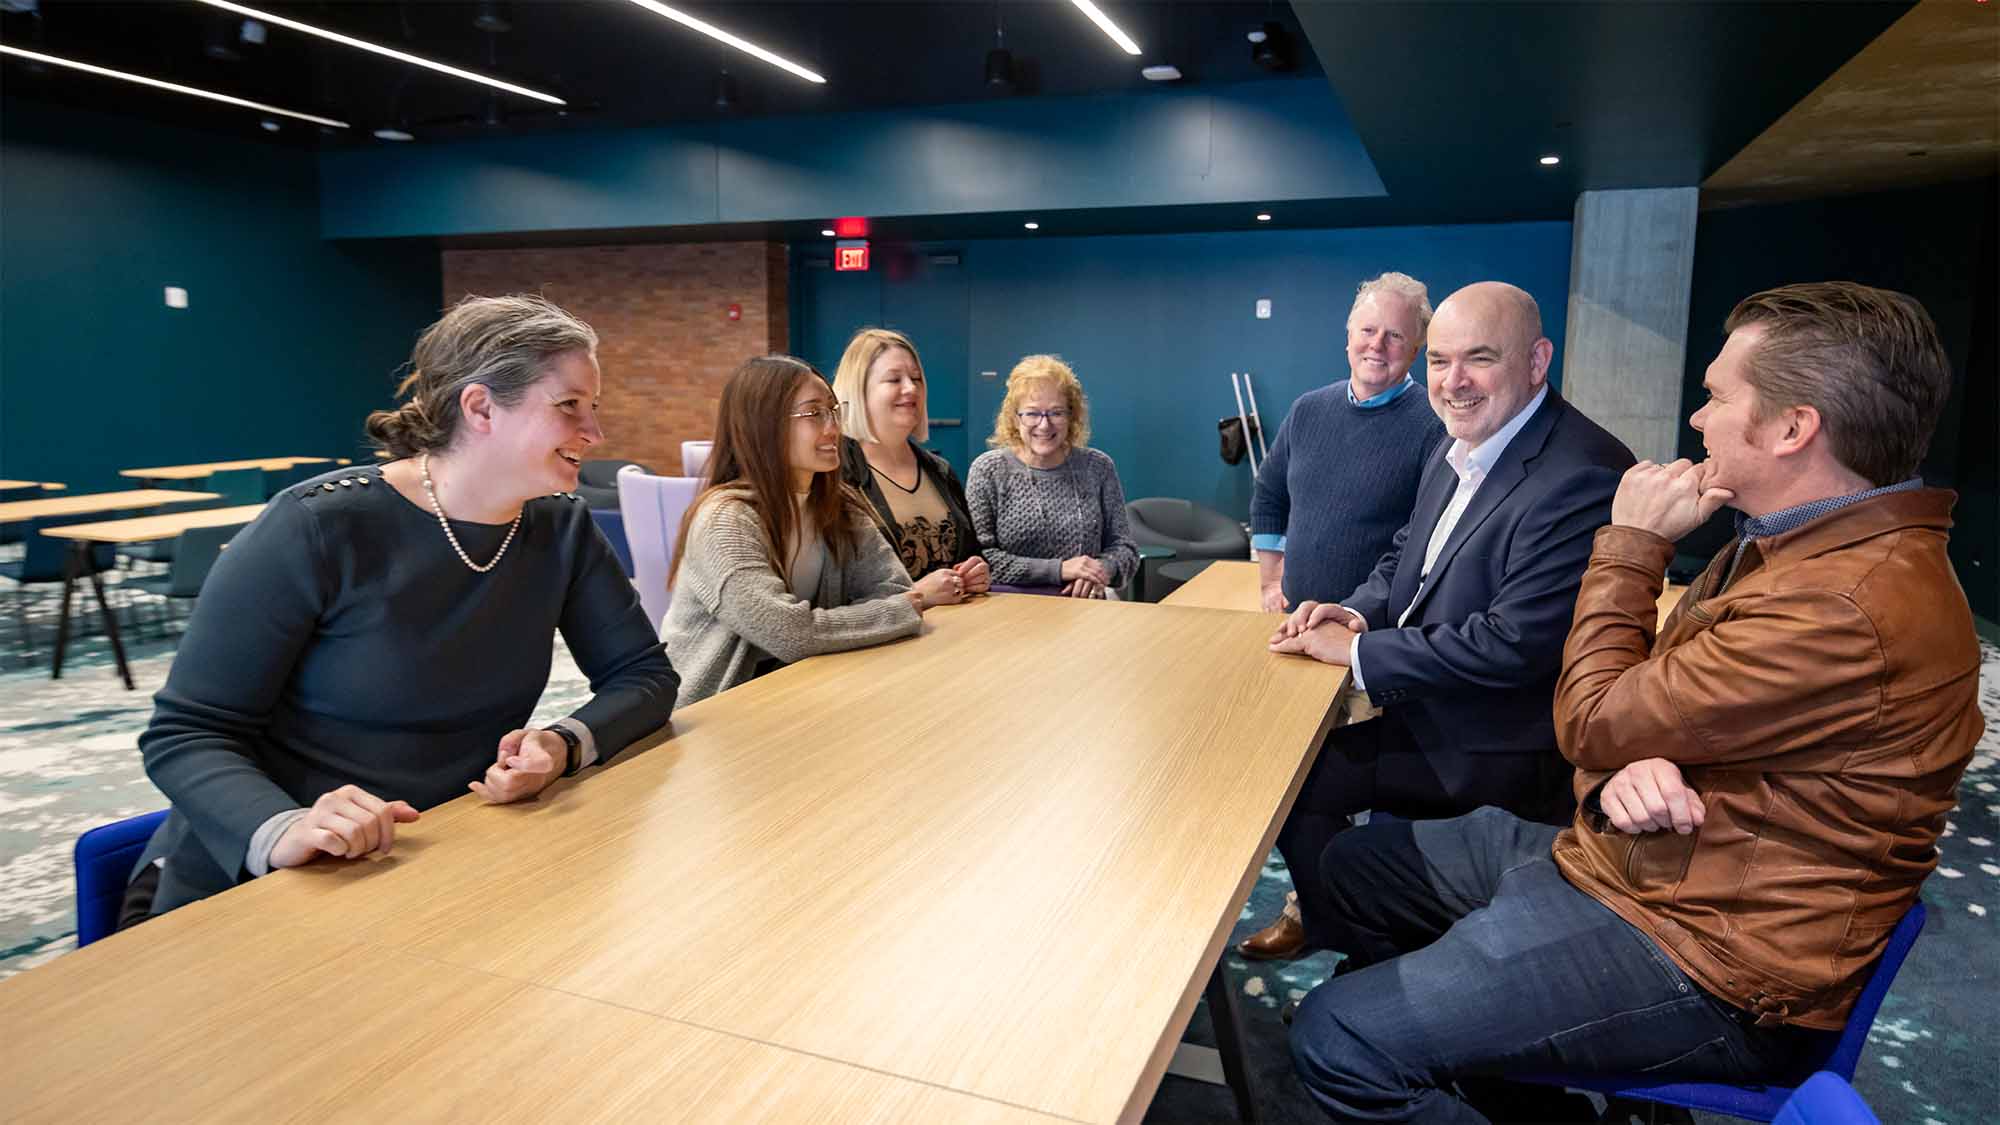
1293;0;1914;226
0;0;1319;145
0;1;1924;237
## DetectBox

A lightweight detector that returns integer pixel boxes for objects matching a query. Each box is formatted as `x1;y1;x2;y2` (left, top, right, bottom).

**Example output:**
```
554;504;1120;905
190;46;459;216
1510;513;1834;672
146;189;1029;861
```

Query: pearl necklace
421;453;521;573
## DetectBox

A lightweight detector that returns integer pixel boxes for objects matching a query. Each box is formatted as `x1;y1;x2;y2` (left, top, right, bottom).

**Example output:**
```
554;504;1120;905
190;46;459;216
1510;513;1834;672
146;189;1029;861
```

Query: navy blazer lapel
1390;440;1458;614
1402;393;1565;621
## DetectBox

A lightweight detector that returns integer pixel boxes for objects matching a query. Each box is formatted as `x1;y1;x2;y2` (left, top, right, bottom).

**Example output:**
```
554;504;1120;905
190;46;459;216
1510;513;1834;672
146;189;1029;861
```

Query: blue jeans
1289;808;1812;1123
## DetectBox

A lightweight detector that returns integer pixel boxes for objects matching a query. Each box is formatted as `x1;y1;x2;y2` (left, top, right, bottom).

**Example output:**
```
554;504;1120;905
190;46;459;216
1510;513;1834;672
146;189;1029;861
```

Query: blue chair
1518;901;1926;1122
1774;1072;1880;1125
73;809;169;947
590;507;635;578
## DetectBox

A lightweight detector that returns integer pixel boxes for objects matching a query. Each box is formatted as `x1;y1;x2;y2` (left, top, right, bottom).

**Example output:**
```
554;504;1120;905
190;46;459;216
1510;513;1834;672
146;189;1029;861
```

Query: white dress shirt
1348;385;1549;690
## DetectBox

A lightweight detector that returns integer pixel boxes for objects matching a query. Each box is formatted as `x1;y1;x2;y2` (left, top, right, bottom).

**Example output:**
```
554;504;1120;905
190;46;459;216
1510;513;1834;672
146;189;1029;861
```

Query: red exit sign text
835;240;871;271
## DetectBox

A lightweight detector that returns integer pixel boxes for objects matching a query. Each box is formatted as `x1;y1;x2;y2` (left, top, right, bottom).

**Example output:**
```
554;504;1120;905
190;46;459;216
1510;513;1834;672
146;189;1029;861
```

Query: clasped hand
1060;555;1110;599
1611;459;1735;542
268;728;565;870
1267;600;1367;664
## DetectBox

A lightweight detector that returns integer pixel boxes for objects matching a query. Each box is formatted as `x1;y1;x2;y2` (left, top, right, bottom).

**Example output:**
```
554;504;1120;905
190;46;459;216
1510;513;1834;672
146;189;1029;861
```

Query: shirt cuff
246;808;310;877
1347;630;1367;691
550;715;598;771
1251;533;1286;552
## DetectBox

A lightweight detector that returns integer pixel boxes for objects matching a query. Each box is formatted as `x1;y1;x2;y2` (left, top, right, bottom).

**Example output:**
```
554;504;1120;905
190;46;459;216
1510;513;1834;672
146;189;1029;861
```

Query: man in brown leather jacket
1287;282;1982;1123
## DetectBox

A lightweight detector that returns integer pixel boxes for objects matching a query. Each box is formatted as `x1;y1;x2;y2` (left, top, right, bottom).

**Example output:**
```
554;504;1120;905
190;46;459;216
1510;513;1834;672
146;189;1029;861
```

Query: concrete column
1561;187;1699;463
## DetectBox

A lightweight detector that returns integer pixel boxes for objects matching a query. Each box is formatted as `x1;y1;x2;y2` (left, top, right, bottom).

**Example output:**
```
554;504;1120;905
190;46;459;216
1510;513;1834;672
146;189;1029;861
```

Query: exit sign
835;239;870;272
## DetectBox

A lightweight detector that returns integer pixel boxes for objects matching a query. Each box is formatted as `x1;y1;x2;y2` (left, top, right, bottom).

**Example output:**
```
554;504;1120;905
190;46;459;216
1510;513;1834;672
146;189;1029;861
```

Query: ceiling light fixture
820;228;836;237
1023;221;1040;230
373;126;414;141
621;0;826;84
1067;0;1141;55
192;0;564;104
1255;213;1272;222
1538;154;1561;166
0;43;349;128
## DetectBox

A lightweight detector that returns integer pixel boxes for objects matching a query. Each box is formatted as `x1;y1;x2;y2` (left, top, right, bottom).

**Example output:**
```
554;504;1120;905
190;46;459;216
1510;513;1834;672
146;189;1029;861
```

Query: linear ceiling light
193;0;564;105
0;43;349;128
620;0;826;84
1067;0;1142;55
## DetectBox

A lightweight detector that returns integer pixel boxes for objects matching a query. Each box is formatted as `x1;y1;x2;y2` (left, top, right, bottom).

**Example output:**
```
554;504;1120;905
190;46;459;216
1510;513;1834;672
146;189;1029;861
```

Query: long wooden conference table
0;594;1347;1124
117;455;333;482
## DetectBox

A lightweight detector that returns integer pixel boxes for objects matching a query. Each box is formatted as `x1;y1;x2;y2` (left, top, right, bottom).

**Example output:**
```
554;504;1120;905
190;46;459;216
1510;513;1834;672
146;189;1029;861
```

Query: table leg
1205;959;1260;1124
86;558;135;690
51;543;80;679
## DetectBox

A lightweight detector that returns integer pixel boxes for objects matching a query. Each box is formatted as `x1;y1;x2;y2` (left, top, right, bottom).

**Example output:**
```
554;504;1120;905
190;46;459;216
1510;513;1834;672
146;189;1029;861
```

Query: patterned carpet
0;578;1993;1122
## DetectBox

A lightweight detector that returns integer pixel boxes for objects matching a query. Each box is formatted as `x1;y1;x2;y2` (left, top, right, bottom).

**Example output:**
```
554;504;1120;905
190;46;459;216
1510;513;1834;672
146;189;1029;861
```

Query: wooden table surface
0;594;1347;1125
0;479;65;491
1161;559;1261;611
118;456;330;480
1165;560;1692;630
35;504;265;544
0;489;221;525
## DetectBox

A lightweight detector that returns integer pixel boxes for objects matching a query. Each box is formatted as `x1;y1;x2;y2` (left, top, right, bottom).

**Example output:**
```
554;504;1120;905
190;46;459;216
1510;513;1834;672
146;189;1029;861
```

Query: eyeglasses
1017;409;1070;425
790;402;847;427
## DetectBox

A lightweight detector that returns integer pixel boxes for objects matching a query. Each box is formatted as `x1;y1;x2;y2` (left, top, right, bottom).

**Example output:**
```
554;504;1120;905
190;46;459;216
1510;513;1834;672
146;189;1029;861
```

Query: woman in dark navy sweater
125;295;678;922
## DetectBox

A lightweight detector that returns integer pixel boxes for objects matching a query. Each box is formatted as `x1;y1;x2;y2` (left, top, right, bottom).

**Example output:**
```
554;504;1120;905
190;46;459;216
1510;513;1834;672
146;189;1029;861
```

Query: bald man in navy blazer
1240;282;1635;961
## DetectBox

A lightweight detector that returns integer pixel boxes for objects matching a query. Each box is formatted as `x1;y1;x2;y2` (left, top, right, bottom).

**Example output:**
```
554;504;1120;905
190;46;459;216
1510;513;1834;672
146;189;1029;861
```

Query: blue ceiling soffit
320;79;1383;240
1293;0;1913;224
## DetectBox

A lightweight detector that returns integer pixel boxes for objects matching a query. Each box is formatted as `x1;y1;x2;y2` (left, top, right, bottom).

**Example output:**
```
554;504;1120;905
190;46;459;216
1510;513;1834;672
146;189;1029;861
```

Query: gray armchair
577;459;652;509
1124;497;1249;601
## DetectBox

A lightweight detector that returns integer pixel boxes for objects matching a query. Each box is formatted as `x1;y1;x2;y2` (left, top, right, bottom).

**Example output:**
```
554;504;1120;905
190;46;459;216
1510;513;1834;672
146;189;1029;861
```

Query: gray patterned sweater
964;446;1140;588
664;490;921;708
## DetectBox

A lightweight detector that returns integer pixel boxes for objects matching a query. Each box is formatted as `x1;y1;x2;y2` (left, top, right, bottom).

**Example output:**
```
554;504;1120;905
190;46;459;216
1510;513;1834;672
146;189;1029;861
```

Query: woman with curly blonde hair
964;355;1138;598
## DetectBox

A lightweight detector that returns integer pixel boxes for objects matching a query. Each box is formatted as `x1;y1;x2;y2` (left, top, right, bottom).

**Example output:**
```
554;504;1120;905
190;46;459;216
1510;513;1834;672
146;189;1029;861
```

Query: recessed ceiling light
1023;221;1040;230
0;44;349;128
1067;0;1142;55
259;119;281;132
1538;154;1561;166
1140;64;1181;82
193;0;564;104
621;0;827;83
1255;213;1272;222
373;127;415;142
820;229;836;237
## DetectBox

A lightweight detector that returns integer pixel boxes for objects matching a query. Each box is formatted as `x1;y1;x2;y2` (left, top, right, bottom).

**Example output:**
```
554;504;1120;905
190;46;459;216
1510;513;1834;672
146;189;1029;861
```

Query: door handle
930;418;963;427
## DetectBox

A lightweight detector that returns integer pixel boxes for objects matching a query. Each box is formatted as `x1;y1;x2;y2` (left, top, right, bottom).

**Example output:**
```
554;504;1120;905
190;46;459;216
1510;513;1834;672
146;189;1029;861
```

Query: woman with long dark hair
664;355;958;706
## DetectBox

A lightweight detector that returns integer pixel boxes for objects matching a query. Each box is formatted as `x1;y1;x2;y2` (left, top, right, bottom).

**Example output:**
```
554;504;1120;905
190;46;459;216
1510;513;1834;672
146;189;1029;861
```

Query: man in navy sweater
1241;282;1634;963
1251;272;1448;613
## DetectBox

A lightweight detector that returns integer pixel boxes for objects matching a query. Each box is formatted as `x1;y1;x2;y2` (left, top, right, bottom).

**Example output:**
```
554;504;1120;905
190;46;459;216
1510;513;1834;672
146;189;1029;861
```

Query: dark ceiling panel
1294;0;1913;221
0;1;1319;146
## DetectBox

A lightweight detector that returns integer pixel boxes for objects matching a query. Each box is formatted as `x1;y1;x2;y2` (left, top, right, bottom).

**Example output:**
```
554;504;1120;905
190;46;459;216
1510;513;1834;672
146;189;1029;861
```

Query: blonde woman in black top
832;327;990;598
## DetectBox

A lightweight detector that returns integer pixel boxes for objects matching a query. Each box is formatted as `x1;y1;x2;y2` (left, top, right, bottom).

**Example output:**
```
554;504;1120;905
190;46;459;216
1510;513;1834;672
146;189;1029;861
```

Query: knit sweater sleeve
1089;449;1140;587
680;497;920;665
1250;407;1295;539
139;496;328;882
556;507;678;757
966;451;1062;586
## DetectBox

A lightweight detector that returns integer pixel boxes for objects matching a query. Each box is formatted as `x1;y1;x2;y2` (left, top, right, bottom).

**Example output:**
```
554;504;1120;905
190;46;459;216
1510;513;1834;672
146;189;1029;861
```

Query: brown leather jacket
1550;489;1982;1030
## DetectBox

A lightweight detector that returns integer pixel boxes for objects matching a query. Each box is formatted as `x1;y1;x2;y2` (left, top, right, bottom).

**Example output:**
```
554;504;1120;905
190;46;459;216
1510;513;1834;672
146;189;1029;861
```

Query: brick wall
441;242;788;475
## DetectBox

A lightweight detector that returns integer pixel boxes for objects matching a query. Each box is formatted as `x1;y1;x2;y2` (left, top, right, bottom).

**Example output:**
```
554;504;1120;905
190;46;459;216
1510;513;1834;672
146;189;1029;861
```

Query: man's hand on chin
1611;458;1735;542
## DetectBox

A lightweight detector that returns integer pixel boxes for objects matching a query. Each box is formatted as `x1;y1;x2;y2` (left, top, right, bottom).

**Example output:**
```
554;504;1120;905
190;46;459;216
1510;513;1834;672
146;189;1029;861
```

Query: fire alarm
726;303;742;321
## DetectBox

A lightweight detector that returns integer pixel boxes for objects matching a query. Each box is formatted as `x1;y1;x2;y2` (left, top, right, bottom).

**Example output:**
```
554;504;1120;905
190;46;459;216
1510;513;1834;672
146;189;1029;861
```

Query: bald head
1434;282;1544;348
1425;281;1554;446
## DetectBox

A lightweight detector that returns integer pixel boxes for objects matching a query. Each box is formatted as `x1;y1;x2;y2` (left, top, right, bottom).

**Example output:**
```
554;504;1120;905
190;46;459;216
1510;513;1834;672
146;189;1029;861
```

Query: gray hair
366;294;598;457
1350;272;1434;346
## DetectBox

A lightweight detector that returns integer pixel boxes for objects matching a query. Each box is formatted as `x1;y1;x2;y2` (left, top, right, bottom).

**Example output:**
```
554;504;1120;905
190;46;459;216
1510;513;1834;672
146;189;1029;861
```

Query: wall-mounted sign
835;239;871;272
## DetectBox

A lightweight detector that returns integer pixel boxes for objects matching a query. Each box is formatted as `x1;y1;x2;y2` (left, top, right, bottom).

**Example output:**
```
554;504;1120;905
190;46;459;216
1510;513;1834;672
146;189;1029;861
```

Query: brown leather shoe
1236;911;1309;960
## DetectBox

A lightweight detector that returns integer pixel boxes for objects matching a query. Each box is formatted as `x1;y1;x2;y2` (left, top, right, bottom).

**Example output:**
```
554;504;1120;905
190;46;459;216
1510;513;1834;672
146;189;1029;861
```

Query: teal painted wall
792;222;1573;516
1;99;441;491
318;80;1381;239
